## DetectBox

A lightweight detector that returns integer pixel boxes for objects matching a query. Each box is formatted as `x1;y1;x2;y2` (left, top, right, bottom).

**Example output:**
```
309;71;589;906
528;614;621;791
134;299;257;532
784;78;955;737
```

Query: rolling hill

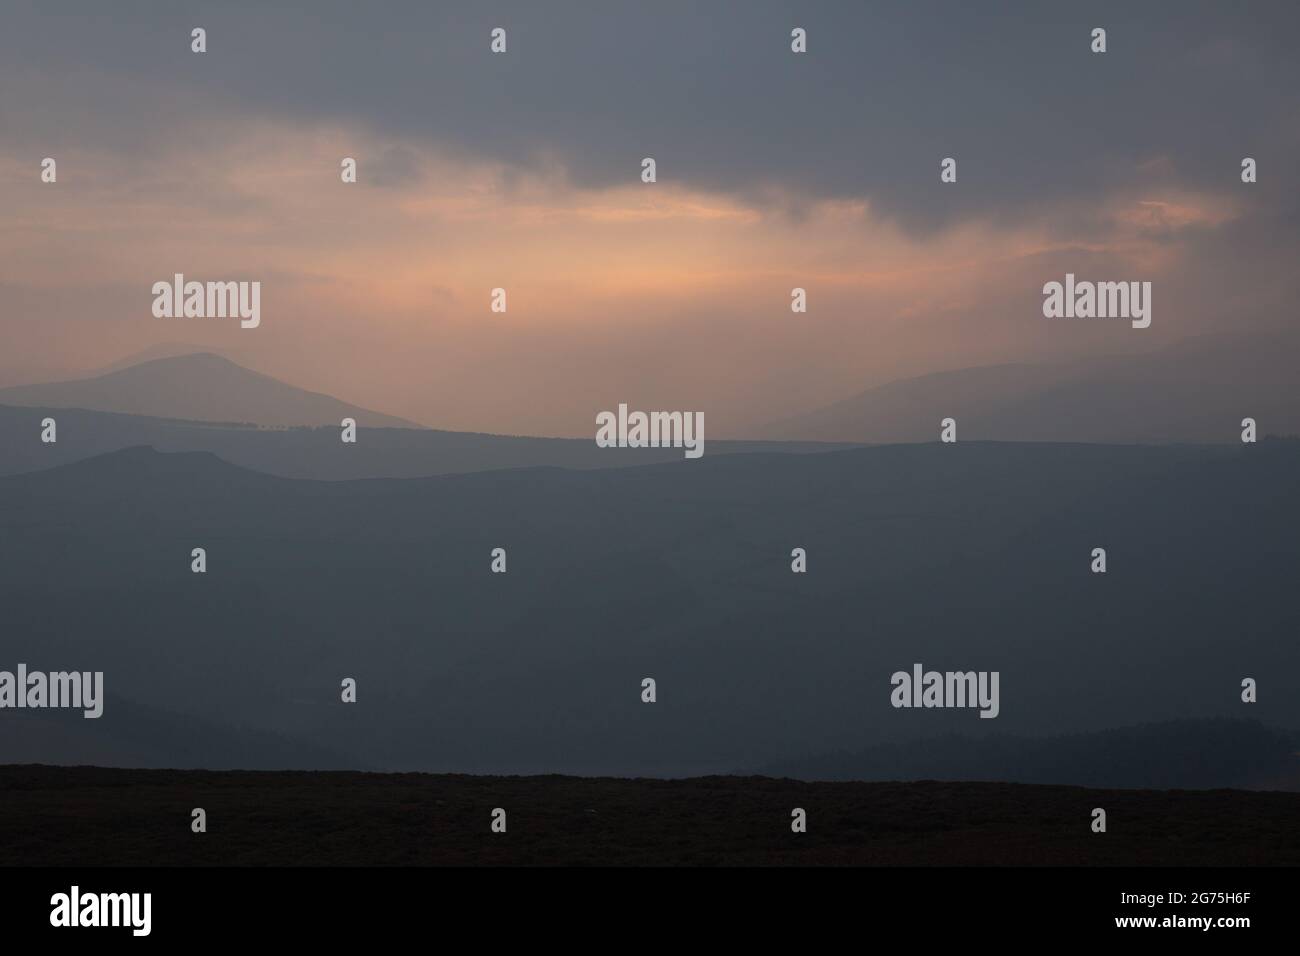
2;439;1297;778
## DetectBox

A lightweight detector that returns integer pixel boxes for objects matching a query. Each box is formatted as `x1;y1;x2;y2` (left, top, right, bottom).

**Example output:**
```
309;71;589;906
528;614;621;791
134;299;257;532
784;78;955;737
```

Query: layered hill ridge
3;439;1297;777
0;403;857;480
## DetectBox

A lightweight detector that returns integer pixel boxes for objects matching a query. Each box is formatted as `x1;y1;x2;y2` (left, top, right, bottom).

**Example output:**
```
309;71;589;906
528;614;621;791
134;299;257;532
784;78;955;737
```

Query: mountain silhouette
0;352;420;428
91;342;254;375
758;332;1300;443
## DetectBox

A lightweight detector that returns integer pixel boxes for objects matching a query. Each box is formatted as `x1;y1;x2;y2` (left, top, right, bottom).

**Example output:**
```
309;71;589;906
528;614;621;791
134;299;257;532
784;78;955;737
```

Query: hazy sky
2;1;1297;436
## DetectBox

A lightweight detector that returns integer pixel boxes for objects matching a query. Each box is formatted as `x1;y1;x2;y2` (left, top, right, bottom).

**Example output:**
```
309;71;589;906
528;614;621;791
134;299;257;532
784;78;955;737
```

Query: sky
2;0;1297;436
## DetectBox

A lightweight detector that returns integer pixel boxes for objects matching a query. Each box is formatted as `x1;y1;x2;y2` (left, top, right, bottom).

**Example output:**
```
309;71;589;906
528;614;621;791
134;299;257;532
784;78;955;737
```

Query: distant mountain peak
756;333;1300;444
0;353;422;429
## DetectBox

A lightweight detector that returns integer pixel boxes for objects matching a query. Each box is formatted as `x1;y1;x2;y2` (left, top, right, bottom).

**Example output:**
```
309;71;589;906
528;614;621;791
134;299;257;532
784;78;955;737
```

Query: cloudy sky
2;0;1297;435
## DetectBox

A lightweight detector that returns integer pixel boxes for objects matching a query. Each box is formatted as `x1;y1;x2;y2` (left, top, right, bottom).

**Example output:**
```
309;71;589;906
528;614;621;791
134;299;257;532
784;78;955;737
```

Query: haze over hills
3;439;1296;778
6;331;1296;485
0;352;857;478
757;332;1300;444
0;352;421;428
0;403;855;480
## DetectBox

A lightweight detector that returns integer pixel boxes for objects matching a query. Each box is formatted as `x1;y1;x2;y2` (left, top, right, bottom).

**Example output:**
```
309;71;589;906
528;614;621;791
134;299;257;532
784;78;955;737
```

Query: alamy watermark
890;663;999;718
0;664;103;718
50;886;150;936
1042;273;1150;328
152;273;261;328
595;404;704;459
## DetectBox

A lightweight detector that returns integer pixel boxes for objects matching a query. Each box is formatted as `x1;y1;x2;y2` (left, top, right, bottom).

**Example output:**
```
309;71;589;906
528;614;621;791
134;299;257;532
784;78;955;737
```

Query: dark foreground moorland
3;765;1298;866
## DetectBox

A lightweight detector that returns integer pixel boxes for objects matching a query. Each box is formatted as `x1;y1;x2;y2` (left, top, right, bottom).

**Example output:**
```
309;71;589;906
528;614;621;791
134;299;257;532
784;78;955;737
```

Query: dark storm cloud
3;0;1298;233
